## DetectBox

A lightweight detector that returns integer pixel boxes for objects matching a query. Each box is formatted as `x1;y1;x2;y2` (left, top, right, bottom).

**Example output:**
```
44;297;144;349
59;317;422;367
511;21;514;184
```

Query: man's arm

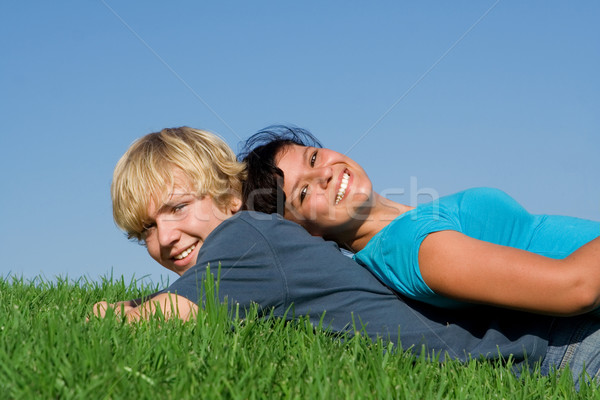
91;292;198;322
122;293;198;321
91;290;160;318
91;300;136;318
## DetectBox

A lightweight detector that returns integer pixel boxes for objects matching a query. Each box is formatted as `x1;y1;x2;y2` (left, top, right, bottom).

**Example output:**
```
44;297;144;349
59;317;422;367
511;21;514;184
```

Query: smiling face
143;175;239;276
275;144;374;238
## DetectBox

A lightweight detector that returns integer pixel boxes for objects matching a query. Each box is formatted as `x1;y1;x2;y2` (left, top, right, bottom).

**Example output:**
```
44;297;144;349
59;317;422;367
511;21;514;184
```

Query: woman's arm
419;232;600;316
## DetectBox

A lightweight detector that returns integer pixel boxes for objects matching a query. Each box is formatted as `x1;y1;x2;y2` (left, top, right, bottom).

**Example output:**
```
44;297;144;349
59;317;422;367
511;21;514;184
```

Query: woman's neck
333;193;412;253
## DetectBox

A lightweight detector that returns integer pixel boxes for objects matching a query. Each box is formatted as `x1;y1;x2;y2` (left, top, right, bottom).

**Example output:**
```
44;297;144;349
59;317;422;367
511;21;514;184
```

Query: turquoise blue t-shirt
353;187;600;308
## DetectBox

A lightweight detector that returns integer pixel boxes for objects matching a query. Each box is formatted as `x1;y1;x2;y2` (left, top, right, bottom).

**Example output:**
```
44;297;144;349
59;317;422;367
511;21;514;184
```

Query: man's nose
156;218;180;247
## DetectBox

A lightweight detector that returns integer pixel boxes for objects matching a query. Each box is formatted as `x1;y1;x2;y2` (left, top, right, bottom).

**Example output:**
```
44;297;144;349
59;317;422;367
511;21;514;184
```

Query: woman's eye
310;151;317;167
300;186;308;203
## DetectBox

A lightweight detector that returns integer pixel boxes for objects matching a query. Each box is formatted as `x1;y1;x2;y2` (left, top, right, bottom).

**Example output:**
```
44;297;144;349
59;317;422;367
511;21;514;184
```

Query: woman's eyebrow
289;147;312;203
304;146;312;160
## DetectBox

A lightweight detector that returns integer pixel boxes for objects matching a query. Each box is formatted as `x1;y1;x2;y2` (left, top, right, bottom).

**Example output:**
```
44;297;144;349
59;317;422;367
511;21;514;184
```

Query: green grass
0;274;598;399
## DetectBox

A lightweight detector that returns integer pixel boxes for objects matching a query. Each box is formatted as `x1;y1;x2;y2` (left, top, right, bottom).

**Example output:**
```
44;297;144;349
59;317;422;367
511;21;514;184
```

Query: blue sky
1;1;598;285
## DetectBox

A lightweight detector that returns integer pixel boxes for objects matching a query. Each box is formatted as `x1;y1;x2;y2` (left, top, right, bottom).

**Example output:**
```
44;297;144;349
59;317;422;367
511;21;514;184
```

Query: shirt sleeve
355;202;462;308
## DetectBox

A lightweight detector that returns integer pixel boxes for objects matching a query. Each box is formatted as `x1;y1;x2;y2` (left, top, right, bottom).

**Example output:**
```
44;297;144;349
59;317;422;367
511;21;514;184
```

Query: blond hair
112;127;246;241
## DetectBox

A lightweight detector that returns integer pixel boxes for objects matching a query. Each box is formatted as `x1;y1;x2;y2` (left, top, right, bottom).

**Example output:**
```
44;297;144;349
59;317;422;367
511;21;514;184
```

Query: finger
125;306;142;323
92;301;110;318
114;303;135;317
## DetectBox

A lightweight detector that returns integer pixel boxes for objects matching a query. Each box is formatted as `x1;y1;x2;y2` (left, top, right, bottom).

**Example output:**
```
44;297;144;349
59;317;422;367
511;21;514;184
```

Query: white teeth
335;173;350;205
174;244;196;260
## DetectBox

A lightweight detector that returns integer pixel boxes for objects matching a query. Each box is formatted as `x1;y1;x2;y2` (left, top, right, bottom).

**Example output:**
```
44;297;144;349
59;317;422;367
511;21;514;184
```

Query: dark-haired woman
240;126;600;315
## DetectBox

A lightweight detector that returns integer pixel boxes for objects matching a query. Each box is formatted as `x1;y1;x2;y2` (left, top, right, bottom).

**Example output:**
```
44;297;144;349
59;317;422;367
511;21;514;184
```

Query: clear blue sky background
1;1;598;286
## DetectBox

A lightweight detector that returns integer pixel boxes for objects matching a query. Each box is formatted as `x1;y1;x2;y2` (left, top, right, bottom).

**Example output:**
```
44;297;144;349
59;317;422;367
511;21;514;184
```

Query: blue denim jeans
540;315;600;390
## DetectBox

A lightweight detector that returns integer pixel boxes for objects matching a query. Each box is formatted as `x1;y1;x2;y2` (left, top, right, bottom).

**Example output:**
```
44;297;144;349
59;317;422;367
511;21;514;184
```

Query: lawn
0;274;598;399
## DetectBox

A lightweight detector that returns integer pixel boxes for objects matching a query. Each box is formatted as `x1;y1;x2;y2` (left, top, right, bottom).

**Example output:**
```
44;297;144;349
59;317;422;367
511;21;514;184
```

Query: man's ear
230;196;243;213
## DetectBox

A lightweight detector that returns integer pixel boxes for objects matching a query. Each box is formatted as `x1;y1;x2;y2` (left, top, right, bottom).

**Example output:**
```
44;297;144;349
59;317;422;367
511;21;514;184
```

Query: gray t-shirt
166;211;553;365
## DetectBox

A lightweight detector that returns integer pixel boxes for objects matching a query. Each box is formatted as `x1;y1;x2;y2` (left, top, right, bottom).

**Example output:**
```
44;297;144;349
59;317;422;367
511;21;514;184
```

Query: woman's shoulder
370;199;459;245
360;188;520;255
452;187;526;214
444;187;513;204
457;187;512;199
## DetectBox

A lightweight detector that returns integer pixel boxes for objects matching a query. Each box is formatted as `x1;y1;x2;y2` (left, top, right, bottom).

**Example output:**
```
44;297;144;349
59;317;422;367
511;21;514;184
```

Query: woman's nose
311;166;333;188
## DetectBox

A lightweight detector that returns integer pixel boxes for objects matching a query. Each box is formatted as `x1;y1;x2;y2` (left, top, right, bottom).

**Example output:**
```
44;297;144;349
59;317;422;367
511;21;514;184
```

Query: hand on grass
89;294;197;322
88;300;136;321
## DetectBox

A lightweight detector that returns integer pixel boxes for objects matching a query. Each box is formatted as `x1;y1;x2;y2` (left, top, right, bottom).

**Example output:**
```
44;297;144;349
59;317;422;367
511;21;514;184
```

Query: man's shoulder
215;211;312;242
206;211;353;272
196;211;316;263
233;211;296;227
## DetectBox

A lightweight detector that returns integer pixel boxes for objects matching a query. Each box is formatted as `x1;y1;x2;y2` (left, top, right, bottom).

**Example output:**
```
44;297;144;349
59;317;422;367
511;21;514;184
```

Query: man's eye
310;150;317;167
173;204;186;213
142;222;156;232
300;186;308;203
140;222;156;240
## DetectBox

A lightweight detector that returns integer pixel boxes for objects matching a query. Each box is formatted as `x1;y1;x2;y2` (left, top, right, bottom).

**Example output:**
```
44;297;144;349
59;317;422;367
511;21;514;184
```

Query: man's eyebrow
156;191;193;212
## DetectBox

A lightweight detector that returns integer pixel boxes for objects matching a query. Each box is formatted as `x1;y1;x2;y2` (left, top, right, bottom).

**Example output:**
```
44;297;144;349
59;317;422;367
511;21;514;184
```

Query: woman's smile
335;169;351;205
